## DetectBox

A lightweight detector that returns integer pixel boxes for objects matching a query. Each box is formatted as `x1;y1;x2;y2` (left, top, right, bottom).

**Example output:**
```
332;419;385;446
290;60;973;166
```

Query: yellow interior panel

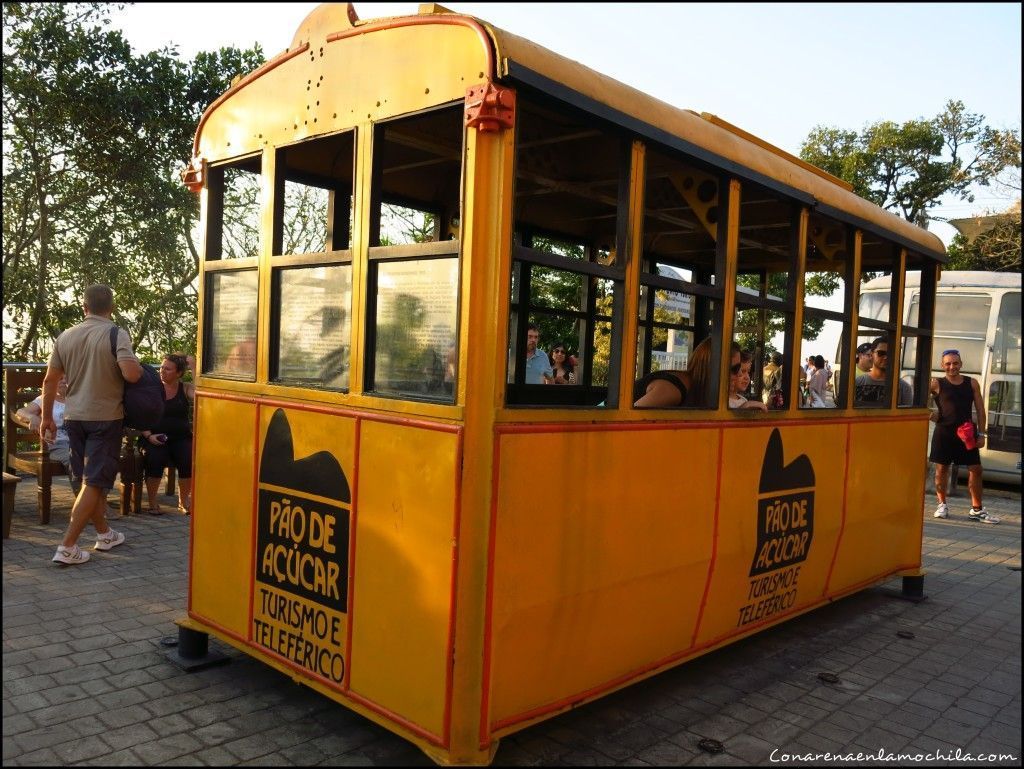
349;420;459;739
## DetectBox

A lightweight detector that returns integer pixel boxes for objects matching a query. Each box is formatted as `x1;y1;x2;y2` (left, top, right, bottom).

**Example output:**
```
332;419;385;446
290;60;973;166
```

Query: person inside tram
855;337;913;406
634;337;709;408
634;339;752;409
729;351;769;412
546;343;577;384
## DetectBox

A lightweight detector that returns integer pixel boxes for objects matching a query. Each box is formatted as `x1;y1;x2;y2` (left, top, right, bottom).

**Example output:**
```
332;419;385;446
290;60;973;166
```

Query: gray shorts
65;419;123;491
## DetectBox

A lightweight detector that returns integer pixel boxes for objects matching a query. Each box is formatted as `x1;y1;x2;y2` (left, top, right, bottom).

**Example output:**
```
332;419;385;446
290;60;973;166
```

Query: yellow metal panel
830;419;926;589
349;420;459;739
694;424;847;646
199;24;488;162
250;406;356;688
190;395;258;636
488;426;719;727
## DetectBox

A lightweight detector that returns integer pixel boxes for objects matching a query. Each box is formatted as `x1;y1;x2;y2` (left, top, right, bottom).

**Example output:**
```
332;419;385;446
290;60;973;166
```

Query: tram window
506;98;626;407
203;270;259;379
798;215;850;410
370;107;462;247
366;106;463;403
734;181;798;410
634;148;725;409
271;264;352;389
205;158;262;260
369;258;458;400
274;131;355;255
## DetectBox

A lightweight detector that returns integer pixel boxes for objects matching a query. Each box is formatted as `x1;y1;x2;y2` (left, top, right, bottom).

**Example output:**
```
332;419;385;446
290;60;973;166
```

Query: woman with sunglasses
546;344;577;384
929;349;997;524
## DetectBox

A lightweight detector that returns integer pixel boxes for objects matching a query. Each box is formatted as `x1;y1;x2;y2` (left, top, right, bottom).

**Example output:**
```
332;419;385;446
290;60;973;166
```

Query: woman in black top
139;353;195;514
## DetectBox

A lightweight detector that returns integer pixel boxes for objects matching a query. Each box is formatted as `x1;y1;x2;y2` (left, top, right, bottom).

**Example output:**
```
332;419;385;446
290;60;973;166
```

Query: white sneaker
968;507;999;525
933;502;948;518
94;529;126;551
53;545;90;565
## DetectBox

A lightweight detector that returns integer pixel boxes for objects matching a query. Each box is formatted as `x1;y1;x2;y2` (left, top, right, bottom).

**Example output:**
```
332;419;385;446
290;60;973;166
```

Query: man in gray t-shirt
854;338;913;407
42;284;142;565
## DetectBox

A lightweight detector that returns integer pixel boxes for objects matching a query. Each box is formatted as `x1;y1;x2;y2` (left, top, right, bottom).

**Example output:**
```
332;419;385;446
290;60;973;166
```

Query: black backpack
109;326;164;430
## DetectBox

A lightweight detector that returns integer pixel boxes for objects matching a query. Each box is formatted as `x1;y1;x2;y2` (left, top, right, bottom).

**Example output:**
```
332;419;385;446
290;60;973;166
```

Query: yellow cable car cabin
180;3;944;764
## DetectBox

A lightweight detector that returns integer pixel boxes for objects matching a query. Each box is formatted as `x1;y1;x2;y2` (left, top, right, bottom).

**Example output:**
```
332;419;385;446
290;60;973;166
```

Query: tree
945;203;1022;272
800;100;1021;226
2;2;264;360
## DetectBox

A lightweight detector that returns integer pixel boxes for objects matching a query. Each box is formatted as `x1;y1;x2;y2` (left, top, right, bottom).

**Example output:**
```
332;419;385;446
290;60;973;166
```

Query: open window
365;107;462;402
506;97;627;407
269;131;355;390
733;182;799;411
635;147;725;409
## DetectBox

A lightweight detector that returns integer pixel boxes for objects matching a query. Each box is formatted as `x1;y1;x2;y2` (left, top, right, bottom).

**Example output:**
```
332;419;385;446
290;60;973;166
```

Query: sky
110;2;1021;361
111;1;1022;247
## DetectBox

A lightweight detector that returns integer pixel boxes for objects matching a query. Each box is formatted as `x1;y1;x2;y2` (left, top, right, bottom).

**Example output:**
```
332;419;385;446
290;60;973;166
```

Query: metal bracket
465;82;515;133
180;156;206;193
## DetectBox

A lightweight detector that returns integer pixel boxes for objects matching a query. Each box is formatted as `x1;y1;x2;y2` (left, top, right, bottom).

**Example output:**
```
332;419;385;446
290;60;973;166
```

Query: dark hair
164;353;188;374
813;354;825;370
549;344;574;373
527;323;539;333
770;352;783;366
872;336;887;349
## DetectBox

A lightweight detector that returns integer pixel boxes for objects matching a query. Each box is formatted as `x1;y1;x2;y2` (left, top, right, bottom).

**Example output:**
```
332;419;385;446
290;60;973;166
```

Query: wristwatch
977;431;987;437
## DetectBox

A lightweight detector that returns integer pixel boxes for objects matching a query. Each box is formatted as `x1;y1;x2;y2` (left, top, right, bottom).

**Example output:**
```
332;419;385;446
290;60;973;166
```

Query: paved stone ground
3;478;1020;766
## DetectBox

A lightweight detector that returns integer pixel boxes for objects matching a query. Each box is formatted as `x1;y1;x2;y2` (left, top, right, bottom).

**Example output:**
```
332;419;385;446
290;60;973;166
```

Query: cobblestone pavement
3;479;1020;766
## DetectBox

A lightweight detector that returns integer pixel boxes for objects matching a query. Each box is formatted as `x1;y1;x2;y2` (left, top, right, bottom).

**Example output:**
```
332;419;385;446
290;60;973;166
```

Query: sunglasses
942;349;960;357
874;349;888;356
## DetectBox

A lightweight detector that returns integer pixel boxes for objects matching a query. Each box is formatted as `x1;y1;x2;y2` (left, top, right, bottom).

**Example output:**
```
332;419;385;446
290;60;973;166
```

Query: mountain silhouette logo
255;408;351;612
260;409;350;503
750;429;815;576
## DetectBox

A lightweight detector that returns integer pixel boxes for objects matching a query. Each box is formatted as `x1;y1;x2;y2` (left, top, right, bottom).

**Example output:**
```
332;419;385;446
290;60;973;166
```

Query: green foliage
2;2;265;361
735;271;839;350
800;100;1021;227
945;209;1022;272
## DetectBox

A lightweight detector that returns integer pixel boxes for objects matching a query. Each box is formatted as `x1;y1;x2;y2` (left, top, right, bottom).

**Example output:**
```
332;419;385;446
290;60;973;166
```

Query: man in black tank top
928;350;998;524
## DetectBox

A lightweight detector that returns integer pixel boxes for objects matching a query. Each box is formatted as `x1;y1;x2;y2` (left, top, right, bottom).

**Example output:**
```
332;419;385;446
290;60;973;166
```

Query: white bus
857;271;1021;484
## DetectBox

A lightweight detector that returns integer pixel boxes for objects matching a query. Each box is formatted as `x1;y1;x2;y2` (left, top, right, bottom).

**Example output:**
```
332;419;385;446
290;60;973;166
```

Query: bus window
799;214;850;409
634;148;724;409
506;98;626;406
366;107;462;402
733;181;798;410
930;293;991;374
989;291;1022;454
